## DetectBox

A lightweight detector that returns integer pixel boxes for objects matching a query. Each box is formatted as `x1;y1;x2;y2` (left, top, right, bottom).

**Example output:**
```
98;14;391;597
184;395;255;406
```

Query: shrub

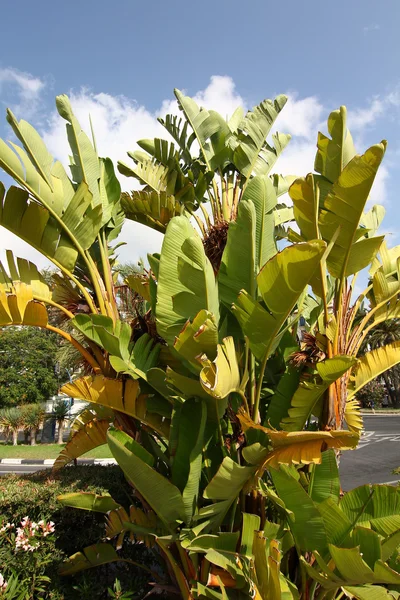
356;378;386;408
0;466;156;599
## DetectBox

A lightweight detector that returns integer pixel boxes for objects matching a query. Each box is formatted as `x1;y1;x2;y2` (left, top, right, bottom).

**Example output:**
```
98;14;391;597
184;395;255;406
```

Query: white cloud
1;72;399;270
0;67;45;118
275;93;323;140
363;24;380;34
348;98;385;130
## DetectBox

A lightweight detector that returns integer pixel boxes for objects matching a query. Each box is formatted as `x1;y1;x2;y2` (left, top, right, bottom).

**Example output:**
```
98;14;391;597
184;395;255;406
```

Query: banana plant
279;106;400;434
1;92;400;599
0;97;166;463
118;89;296;273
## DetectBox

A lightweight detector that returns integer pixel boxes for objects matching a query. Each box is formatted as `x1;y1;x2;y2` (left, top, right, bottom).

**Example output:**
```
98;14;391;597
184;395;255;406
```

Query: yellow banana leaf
121;190;185;233
0;283;48;326
199;337;241;399
348;341;400;399
344;398;364;435
61;376;170;437
53;419;110;470
239;411;359;470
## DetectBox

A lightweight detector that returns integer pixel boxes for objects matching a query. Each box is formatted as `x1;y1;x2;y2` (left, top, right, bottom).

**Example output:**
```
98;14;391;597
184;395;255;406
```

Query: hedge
0;466;158;599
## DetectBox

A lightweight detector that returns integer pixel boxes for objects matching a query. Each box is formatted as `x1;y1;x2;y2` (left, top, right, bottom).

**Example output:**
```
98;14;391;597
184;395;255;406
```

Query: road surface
1;416;399;489
340;414;400;490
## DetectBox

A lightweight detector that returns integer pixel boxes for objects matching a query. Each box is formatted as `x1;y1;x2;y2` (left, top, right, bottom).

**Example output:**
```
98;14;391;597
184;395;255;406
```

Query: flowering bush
0;517;55;598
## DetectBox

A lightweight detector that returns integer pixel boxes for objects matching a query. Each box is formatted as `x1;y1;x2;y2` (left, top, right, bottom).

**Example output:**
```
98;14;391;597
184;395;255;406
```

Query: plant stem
45;324;101;372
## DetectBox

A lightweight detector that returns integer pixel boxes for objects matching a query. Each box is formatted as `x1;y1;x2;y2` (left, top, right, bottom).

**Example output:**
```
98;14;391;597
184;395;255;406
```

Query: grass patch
0;442;112;459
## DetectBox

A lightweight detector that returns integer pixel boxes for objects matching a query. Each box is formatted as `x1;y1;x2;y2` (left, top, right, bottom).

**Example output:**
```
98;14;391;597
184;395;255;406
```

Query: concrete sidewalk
0;458;117;466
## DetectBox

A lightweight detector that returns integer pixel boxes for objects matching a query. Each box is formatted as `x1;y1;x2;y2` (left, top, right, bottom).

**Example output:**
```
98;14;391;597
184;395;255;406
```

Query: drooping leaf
53;419;110;470
173;309;218;371
121;190;185;233
348;341;400;399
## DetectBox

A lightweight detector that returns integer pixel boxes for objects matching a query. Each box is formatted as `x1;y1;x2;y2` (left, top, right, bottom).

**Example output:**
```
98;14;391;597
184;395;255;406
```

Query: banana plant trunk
57;420;64;445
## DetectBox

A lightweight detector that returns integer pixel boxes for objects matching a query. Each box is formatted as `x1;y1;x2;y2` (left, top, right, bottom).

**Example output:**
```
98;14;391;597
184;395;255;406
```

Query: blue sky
0;0;399;276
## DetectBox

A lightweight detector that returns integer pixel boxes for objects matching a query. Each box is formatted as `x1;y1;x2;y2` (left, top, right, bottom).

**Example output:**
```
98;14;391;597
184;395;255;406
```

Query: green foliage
0;466;155;599
2;89;400;600
0;328;59;408
356;379;386;408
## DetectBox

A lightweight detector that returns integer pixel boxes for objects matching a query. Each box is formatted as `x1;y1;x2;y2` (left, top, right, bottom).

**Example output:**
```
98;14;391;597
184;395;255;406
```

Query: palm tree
0;407;23;446
52;399;70;444
21;404;45;445
361;320;400;406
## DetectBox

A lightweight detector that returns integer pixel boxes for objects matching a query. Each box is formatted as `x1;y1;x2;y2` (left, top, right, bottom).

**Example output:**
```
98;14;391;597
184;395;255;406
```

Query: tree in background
20;403;45;445
356;379;386;408
0;407;22;445
0;328;59;408
51;399;70;444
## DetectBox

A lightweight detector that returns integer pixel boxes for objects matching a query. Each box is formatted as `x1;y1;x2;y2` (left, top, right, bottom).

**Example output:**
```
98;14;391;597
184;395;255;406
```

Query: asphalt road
1;416;399;489
340;415;400;490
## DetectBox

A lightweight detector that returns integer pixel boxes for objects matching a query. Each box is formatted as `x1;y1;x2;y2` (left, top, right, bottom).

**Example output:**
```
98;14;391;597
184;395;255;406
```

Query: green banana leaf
107;428;186;530
157;216;219;346
57;492;121;513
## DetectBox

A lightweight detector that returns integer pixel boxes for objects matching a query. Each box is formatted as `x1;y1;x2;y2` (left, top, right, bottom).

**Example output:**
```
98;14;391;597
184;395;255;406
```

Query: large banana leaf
340;484;400;537
318;143;386;278
199;337;241;400
0;260;49;327
314;106;356;184
203;457;255;500
218;200;256;305
171;397;207;523
174;89;231;171
271;467;327;553
348;340;400;399
282;355;357;431
53;419;110;470
231;95;289;179
56;95;121;226
0;184;100;271
107;428;186;530
309;449;340;504
57;492;121;513
121;190;185;233
239;411;358;469
0;251;52;302
59;543;121;575
233;241;326;361
156;216;219;346
1;100;121;272
61;376;169;437
242;175;278;267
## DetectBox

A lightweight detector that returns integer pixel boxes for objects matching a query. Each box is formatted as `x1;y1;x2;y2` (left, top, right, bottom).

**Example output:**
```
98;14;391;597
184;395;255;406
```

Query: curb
0;458;117;466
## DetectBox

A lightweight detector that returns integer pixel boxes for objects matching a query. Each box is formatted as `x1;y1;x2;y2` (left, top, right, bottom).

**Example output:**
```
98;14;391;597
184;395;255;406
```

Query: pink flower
0;573;7;591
